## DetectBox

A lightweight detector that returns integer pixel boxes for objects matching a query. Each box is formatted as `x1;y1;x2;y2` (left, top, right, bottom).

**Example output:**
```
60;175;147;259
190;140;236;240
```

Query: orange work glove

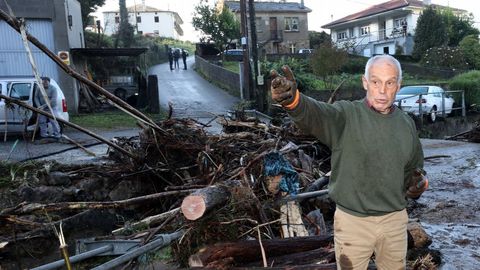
270;65;299;109
406;168;429;199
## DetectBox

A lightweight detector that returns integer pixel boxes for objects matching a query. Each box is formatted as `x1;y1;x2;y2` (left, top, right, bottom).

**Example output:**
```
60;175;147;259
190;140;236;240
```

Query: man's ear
395;80;402;94
362;75;368;91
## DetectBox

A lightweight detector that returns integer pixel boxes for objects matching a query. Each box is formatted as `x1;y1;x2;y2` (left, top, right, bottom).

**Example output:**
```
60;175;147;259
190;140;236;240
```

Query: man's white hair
364;54;402;83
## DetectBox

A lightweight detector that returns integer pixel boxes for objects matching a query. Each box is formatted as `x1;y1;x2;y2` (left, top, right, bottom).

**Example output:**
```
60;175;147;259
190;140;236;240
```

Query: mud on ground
411;139;480;269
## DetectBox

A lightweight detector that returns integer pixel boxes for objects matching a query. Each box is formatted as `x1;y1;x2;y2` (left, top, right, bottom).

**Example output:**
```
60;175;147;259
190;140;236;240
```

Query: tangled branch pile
1;116;337;268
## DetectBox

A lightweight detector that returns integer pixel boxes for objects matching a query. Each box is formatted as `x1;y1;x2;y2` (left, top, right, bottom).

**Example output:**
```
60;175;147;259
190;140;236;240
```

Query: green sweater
288;94;424;217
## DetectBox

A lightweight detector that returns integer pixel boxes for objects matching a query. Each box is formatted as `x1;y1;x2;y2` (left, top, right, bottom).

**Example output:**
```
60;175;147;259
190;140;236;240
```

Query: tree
309;31;330;49
115;0;134;48
192;0;240;51
459;35;480;69
78;0;106;28
412;6;447;60
310;42;347;89
441;9;479;47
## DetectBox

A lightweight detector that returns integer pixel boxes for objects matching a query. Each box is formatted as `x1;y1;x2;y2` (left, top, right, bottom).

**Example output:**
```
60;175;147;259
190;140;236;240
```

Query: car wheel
428;107;437;123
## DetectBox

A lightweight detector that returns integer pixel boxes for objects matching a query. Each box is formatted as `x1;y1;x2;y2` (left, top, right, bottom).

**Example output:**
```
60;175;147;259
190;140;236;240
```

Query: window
115;16;120;24
394;17;406;28
136;16;141;23
256;17;263;32
360;26;370;36
337;31;347;40
154;16;159;23
9;83;31;101
138;31;143;35
289;44;297;54
284;17;299;31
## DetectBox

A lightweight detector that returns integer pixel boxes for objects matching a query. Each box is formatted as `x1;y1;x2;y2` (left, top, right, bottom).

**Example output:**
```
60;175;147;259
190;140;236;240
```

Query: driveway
148;56;240;128
0;128;140;163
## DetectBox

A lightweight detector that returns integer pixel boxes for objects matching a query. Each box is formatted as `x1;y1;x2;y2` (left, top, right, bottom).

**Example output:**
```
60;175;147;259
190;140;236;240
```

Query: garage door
0;19;58;81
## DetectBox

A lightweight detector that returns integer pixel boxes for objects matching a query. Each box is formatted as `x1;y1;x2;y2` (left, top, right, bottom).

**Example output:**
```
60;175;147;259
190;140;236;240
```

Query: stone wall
195;55;241;98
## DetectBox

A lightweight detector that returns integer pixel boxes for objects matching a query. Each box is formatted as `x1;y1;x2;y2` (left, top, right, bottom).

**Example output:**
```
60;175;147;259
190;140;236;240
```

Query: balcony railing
337;25;413;44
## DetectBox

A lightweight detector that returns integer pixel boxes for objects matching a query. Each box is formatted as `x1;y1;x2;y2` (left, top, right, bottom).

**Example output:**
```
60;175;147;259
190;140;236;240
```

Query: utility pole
248;0;263;111
240;0;251;100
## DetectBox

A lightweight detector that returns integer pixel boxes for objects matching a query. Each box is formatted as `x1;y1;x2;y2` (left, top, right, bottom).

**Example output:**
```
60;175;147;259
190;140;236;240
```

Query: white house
103;4;183;39
322;0;466;56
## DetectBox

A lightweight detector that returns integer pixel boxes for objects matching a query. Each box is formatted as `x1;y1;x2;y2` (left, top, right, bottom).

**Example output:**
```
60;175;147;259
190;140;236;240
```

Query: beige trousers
334;207;408;270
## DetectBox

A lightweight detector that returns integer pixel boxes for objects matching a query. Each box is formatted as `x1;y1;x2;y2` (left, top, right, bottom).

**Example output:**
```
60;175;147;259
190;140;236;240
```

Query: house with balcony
103;4;183;39
221;0;311;54
322;0;466;57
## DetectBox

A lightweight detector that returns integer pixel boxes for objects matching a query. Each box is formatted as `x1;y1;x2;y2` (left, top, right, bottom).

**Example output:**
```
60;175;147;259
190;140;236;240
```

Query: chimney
300;0;305;9
424;0;431;5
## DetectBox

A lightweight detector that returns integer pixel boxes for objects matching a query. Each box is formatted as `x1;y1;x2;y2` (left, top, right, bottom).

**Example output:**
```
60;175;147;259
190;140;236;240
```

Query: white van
0;76;69;134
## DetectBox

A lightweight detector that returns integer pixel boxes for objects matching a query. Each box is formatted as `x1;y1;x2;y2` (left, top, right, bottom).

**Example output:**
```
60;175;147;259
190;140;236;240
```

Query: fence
395;89;466;127
194;55;241;98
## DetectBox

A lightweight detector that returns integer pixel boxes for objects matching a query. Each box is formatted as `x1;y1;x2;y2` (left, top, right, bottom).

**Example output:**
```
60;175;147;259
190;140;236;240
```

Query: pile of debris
446;121;480;143
0;114;437;269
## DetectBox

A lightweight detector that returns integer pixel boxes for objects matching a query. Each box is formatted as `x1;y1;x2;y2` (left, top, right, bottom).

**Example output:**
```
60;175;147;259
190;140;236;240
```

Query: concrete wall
53;0;81;113
66;0;84;48
195;56;241;98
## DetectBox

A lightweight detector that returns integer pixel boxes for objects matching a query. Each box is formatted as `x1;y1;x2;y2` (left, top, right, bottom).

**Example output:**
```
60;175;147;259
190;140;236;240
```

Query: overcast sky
93;0;480;42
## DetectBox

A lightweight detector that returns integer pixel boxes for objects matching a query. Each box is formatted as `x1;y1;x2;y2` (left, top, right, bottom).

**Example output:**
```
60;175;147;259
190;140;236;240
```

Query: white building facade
103;5;183;39
322;0;466;57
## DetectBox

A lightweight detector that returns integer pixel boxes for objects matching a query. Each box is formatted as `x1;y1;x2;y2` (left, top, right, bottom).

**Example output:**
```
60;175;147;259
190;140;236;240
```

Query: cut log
188;235;333;267
181;184;232;220
244;247;335;267
232;264;337;270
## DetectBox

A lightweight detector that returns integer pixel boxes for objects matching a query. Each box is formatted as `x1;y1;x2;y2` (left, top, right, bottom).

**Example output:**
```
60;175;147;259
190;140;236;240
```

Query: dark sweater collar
363;98;395;115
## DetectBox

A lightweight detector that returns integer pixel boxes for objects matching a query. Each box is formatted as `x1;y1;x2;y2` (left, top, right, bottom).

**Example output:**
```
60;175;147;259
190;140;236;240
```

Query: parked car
0;76;69;134
298;48;314;54
218;49;244;61
395;85;455;122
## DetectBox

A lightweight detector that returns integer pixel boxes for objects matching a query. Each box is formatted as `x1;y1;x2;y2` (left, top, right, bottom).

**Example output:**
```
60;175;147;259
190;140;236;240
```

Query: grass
222;61;241;74
70;110;165;129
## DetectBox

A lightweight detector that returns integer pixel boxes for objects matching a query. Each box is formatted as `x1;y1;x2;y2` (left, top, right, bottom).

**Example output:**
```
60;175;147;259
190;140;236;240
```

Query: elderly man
34;77;61;140
270;55;428;269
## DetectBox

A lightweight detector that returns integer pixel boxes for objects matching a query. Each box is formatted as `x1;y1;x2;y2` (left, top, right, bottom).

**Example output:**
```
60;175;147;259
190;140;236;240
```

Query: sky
93;0;480;42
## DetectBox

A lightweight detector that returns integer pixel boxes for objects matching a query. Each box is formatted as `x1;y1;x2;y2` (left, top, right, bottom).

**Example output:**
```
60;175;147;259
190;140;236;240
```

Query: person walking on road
270;54;428;270
181;49;188;70
34;77;62;140
173;48;180;69
168;48;174;70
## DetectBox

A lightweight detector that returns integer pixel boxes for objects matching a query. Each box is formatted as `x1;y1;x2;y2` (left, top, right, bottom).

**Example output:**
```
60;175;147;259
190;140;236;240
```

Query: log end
181;195;206;220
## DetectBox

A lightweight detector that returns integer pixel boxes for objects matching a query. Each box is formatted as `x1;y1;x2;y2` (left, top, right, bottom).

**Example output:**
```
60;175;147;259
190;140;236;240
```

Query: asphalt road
148;56;240;132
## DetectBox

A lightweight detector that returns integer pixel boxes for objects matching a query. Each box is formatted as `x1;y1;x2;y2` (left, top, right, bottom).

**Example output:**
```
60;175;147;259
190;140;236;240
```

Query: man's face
362;60;401;114
42;79;50;89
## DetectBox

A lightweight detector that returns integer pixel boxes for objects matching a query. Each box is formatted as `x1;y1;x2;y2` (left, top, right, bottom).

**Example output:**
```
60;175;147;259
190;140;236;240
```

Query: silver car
0;76;69;134
395;85;455;122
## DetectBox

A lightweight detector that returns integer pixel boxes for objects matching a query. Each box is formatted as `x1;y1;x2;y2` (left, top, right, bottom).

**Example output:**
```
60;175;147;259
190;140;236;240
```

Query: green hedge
449;70;480;109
